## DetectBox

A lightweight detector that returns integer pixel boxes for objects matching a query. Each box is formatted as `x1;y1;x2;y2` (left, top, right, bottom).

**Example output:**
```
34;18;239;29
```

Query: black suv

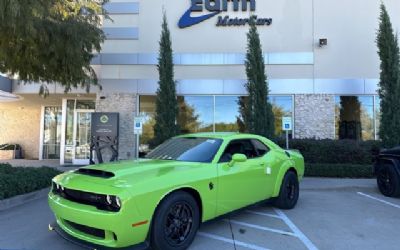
374;147;400;197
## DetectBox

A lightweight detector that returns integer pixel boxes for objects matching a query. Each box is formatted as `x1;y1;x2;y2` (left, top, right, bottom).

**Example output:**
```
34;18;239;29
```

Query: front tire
377;163;400;197
151;191;200;250
274;171;299;209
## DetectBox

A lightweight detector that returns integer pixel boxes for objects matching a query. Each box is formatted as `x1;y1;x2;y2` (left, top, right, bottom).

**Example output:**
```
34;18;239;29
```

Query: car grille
52;183;120;212
65;220;105;239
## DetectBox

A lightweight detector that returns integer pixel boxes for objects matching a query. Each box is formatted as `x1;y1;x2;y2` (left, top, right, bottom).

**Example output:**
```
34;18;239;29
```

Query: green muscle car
48;133;304;250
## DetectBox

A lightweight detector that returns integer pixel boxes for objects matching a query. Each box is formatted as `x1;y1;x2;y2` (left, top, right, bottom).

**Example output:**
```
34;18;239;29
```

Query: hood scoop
76;168;115;179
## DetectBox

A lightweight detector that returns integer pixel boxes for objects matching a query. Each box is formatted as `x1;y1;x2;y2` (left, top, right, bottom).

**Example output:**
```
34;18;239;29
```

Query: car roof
178;132;262;140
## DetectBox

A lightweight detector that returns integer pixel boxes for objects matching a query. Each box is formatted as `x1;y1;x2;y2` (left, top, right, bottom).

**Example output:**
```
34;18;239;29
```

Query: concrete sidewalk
301;177;375;191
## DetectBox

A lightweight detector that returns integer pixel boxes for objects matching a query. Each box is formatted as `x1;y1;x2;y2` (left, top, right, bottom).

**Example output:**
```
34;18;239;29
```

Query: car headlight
105;195;121;210
115;197;121;208
52;181;62;194
106;195;112;205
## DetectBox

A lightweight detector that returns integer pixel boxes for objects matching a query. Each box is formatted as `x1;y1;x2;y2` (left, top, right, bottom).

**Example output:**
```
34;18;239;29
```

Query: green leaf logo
100;115;109;124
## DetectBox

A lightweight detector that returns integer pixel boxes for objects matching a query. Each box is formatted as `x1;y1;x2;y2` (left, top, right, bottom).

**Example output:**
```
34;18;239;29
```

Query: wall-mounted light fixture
319;38;328;47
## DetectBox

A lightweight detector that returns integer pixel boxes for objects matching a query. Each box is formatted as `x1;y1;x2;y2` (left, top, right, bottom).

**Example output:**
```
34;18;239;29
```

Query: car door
216;139;270;215
251;139;277;197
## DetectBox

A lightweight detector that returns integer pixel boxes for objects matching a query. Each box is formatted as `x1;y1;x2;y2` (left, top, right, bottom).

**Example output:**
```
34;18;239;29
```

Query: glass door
72;110;94;165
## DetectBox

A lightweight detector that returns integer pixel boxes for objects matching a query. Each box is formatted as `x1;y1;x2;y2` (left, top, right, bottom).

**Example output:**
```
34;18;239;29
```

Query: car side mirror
228;153;247;167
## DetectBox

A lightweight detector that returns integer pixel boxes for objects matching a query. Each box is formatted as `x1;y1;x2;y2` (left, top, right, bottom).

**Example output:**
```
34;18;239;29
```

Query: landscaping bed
0;163;61;200
274;138;379;178
305;163;373;178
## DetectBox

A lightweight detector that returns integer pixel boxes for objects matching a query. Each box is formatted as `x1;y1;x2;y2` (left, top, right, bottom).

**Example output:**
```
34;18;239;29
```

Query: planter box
0;150;14;160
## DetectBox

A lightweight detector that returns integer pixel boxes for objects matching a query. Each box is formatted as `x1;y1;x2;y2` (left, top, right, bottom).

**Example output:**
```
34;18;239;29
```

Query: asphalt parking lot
1;178;400;250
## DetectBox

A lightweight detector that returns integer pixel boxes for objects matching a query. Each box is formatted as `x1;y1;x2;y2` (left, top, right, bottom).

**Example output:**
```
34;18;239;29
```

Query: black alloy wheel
286;178;297;201
377;164;400;197
274;171;299;209
151;191;200;250
164;202;194;246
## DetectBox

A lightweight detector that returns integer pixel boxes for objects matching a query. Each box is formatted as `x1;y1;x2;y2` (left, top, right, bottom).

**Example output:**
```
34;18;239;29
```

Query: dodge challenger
48;133;304;250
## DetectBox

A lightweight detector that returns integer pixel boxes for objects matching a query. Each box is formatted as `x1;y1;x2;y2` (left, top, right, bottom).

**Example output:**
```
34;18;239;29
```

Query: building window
270;96;294;138
139;95;294;151
375;96;381;140
178;96;214;133
139;96;156;151
215;96;240;132
335;96;374;140
42;107;62;159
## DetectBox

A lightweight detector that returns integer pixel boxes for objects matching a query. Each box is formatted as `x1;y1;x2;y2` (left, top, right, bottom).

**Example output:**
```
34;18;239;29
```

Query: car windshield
145;137;223;163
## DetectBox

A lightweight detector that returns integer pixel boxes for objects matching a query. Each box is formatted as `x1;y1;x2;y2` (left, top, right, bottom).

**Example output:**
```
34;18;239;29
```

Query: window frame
251;139;270;157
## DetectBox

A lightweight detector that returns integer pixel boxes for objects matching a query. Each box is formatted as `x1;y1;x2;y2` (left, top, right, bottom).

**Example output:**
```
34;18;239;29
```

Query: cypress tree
152;12;179;146
241;17;275;138
377;4;400;148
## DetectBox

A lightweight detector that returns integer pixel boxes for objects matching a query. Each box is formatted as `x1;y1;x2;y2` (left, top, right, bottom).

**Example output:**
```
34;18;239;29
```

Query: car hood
55;159;201;192
381;146;400;156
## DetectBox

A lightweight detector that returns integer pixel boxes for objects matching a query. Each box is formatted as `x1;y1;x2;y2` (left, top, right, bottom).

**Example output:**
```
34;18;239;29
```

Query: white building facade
0;0;398;164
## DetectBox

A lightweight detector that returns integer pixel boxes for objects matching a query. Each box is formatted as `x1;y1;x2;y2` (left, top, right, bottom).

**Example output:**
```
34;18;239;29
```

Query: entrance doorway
60;98;96;165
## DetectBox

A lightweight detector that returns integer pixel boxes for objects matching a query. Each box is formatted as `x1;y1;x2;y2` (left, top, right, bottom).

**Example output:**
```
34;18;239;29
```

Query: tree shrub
0;163;61;200
305;164;373;178
274;139;381;165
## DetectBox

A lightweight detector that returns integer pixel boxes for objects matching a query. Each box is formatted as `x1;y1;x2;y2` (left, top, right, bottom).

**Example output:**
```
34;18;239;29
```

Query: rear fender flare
375;157;400;177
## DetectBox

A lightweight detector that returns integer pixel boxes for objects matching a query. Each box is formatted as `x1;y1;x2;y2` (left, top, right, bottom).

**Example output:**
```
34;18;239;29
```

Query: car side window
251;139;270;157
219;139;259;163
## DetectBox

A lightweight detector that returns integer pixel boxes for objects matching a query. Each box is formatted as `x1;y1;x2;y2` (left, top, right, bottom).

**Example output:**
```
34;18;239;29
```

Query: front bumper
49;222;149;250
48;192;150;248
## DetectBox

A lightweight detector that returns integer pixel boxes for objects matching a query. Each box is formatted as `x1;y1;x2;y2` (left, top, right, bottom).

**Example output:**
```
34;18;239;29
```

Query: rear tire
274;171;299;209
150;191;200;250
377;164;400;197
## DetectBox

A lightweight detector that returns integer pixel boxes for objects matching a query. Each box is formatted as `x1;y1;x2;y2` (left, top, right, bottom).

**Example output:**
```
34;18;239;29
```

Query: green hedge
305;164;373;178
274;138;381;165
0;163;61;200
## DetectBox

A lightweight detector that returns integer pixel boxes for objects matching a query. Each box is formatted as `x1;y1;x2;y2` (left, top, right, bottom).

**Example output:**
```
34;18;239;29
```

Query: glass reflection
270;96;293;137
215;96;240;132
335;96;374;140
375;96;381;140
177;96;213;133
139;95;294;152
42;107;62;159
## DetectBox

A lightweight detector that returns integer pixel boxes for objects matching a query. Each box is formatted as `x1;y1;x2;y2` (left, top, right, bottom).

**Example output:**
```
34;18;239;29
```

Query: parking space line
274;208;319;250
357;192;400;209
197;232;270;250
246;210;282;219
224;219;297;237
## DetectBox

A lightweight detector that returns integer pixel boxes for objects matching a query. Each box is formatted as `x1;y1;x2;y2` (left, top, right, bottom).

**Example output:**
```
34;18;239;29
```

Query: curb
0;188;50;212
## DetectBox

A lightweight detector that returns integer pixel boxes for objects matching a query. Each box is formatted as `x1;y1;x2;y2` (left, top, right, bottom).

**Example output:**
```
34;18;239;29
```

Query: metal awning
0;90;19;102
0;75;20;102
0;75;11;92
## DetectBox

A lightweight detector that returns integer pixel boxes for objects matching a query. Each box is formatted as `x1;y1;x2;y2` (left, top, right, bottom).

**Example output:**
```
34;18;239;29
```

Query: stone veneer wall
294;94;335;139
0;106;41;159
96;93;137;160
